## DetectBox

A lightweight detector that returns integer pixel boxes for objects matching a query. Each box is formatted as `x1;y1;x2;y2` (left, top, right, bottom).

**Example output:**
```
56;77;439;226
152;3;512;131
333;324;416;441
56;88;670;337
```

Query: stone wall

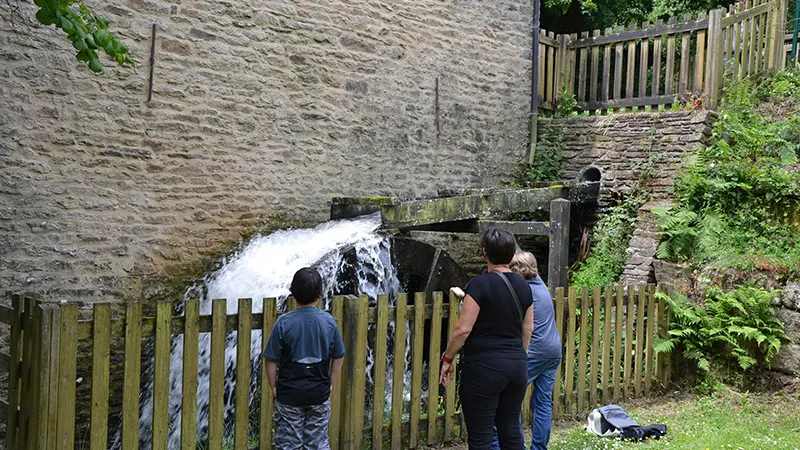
0;1;534;302
545;111;716;204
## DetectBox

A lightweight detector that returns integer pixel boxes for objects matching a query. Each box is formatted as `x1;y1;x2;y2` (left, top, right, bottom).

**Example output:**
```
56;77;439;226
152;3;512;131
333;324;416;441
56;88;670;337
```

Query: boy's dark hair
290;267;323;305
480;227;517;265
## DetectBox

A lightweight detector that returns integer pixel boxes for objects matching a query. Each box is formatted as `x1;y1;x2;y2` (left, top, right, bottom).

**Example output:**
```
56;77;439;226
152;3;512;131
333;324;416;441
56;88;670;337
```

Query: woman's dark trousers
460;357;528;449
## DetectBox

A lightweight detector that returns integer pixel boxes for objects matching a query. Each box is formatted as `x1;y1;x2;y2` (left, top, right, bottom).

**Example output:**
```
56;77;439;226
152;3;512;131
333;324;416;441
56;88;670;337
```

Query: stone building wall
544;111;716;205
0;1;534;302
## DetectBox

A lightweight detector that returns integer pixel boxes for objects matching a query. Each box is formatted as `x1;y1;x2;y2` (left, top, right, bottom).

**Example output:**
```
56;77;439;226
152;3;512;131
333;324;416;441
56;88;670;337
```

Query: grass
549;388;800;450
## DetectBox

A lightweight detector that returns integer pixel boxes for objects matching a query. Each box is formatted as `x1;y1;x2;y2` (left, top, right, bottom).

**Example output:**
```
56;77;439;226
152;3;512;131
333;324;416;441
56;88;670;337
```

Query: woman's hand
440;361;454;387
450;287;465;299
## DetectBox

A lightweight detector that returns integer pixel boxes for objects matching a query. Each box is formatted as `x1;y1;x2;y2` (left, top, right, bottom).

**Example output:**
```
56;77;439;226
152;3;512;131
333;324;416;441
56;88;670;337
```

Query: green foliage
524;118;564;183
655;70;800;272
554;84;578;118
33;1;134;73
653;285;786;382
571;190;648;286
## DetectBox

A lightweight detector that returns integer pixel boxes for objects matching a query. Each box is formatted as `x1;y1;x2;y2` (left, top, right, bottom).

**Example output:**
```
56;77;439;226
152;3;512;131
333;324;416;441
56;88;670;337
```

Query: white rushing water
110;213;404;449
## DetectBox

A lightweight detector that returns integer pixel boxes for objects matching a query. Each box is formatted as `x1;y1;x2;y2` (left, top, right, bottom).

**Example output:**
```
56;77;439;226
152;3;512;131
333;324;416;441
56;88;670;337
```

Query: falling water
110;213;405;449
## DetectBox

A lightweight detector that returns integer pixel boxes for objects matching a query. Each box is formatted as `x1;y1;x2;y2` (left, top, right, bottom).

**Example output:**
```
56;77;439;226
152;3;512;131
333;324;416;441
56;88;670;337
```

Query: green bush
655;70;800;272
654;285;786;383
571;190;648;286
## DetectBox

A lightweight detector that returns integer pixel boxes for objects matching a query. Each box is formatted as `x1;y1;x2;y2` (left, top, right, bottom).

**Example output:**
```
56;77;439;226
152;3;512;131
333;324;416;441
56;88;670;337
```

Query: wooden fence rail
537;0;788;112
2;285;671;449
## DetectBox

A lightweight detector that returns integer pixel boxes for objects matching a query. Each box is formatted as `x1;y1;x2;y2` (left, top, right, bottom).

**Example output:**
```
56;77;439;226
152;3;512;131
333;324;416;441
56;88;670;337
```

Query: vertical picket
679;15;692;95
182;298;200;450
373;295;390;449
547;31;556;105
577;288;589;413
551;288;565;418
740;3;752;80
645;285;657;394
624;288;635;399
208;299;226;449
613;286;624;401
342;295;369;449
635;286;646;397
748;5;759;76
122;301;142;450
409;294;425;448
43;304;61;450
327;297;342;449
568;34;578;95
153;301;172;449
234;299;252;450
6;294;22;449
427;292;443;445
444;293;460;440
601;286;613;403
602;28;612;102
665;18;677;96
589;287;601;407
590;30;601;104
614;29;624;101
626;24;637;100
639;24;650;98
391;294;408;448
55;303;77;450
564;287;577;416
695;17;707;91
578;31;589;103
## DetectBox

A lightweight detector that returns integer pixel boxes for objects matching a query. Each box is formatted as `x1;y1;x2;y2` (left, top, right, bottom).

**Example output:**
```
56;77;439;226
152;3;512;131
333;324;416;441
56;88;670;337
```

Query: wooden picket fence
1;285;671;450
537;0;789;112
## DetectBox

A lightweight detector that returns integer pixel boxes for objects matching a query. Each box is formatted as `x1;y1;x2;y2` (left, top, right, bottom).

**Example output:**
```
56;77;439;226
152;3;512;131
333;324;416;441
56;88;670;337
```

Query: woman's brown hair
509;251;538;280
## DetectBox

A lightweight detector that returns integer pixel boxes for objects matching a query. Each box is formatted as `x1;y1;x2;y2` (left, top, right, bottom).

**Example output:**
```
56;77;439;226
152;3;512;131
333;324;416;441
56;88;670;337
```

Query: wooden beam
478;220;550;236
548;199;570;289
380;187;565;228
569;19;708;48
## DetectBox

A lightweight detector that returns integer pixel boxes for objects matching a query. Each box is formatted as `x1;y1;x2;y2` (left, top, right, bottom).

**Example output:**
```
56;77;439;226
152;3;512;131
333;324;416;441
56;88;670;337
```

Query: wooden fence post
6;294;22;449
706;8;725;109
54;303;78;450
340;295;368;450
548;198;570;289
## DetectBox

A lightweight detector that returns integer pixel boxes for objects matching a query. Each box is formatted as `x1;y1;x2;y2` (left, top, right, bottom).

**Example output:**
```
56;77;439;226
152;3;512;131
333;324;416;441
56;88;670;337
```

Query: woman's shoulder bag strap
491;271;524;322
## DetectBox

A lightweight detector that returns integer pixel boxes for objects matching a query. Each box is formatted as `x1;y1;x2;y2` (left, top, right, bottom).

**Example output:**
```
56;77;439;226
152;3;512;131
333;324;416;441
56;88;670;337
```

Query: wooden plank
695;26;707;91
665;18;677;95
152;300;171;449
90;304;111;450
645;285;656;395
613;286;623;402
663;300;673;386
754;10;766;73
554;34;567;102
577;288;589;414
551;288;565;418
443;293;458;440
563;287;577;416
208;298;226;449
748;6;759;76
639;24;650;98
707;9;726;109
427;292;443;445
478;220;549;236
55;303;78;450
652;21;663;97
121;301;142;450
626;24;637;100
235;299;252;450
602;28;612;101
6;294;22;450
589;30;600;102
733;12;742;80
765;2;776;70
624;288;635;399
570;19;709;48
568;34;578;97
522;383;533;427
373;295;390;450
635;286;646;397
601;286;613;404
547;31;556;104
32;304;52;450
44;305;61;450
589;287;601;407
18;297;35;450
344;295;368;449
578;31;589;102
25;301;44;450
740;4;752;80
614;29;624;101
391;294;408;448
285;296;296;312
409;294;425;448
540;32;559;47
328;296;343;449
181;298;200;450
722;1;773;27
679;15;692;95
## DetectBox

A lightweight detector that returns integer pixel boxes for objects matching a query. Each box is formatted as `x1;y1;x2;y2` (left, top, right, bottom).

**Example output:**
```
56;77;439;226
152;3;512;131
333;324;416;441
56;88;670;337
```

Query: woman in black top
440;227;534;449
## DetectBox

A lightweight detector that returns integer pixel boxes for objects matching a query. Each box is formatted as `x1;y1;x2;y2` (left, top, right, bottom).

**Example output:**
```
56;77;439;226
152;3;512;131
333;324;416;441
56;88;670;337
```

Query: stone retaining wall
0;0;534;302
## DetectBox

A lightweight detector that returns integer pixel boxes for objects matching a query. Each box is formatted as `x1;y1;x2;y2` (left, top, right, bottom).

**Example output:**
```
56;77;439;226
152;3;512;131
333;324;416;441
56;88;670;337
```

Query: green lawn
549;388;800;450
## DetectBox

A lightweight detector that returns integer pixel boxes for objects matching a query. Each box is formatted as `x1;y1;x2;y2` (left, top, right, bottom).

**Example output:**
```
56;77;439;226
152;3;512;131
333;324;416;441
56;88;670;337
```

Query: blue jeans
490;357;561;450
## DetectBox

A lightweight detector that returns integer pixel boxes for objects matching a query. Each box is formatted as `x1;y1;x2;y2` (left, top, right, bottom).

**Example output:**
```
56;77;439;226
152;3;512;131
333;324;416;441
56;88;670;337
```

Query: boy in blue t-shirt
263;268;346;450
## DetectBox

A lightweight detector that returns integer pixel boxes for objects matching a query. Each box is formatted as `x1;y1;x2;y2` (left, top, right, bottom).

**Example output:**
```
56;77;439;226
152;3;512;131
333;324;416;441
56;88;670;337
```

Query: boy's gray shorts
274;399;331;450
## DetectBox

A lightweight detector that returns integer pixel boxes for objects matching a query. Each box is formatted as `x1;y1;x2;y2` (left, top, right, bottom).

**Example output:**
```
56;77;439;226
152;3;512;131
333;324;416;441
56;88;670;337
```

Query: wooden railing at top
537;0;788;112
2;286;671;450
